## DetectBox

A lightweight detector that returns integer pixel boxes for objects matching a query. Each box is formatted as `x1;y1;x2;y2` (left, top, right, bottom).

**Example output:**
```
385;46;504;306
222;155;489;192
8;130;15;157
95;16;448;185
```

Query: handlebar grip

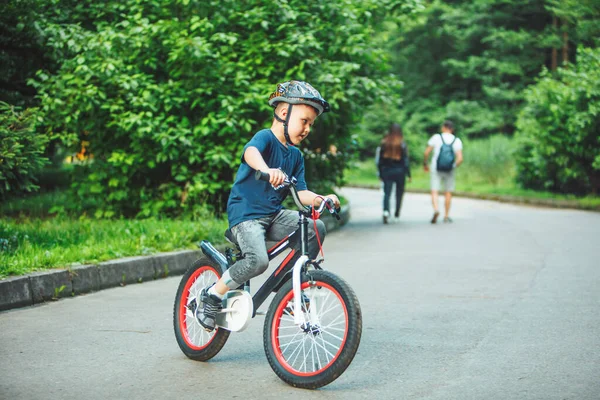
255;170;270;182
325;198;342;220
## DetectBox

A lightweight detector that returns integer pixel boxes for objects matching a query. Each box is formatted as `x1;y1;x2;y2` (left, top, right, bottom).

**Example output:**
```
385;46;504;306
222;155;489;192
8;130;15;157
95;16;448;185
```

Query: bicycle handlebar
255;170;272;183
254;170;340;220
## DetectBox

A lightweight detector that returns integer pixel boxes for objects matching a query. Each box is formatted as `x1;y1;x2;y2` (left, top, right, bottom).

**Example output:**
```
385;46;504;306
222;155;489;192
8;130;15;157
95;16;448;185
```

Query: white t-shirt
427;133;463;170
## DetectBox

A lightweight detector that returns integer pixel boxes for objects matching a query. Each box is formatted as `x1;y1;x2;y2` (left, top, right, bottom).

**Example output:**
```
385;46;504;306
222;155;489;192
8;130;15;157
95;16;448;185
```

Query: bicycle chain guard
215;289;253;332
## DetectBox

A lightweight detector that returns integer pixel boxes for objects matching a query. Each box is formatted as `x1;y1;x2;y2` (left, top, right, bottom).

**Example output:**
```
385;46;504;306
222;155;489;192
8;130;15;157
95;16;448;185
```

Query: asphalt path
1;188;599;400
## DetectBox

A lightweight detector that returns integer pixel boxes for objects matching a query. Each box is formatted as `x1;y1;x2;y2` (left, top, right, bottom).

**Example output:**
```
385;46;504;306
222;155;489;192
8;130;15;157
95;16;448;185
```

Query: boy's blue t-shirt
227;129;308;228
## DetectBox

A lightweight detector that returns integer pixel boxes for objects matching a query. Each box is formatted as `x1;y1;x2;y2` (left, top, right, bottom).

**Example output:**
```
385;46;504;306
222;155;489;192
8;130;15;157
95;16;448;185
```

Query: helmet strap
273;104;295;146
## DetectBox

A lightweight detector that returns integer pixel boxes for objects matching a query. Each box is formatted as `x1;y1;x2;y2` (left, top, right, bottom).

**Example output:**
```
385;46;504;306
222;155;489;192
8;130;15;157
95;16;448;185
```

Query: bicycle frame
201;206;316;319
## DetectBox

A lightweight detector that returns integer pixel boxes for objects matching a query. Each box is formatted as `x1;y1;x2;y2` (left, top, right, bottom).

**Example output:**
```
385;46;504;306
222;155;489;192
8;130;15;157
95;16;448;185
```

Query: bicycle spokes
174;258;231;362
181;267;218;348
274;283;349;375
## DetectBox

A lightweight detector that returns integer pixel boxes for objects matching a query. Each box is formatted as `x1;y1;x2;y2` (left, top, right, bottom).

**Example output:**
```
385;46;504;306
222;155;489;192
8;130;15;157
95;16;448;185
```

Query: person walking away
423;120;463;224
376;123;411;224
196;80;340;332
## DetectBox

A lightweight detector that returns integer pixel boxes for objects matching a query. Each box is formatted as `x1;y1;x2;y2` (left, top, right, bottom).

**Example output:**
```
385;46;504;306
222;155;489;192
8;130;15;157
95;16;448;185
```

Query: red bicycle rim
271;281;349;376
179;266;219;350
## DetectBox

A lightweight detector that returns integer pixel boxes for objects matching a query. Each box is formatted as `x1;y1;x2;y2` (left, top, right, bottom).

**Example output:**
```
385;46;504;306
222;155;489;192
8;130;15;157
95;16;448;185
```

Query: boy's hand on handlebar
265;168;286;187
324;194;340;210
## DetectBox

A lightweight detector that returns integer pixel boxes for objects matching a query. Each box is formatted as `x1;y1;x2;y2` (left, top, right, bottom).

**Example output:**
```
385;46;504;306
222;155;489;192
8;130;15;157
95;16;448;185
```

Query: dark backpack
436;133;456;172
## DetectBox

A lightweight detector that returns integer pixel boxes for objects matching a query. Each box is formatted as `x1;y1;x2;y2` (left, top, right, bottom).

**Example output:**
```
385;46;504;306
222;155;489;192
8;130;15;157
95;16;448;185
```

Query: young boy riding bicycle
197;80;340;332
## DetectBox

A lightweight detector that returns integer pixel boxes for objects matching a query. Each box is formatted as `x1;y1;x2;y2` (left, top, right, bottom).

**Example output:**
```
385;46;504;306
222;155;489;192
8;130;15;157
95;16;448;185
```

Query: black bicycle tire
263;270;362;389
173;257;230;361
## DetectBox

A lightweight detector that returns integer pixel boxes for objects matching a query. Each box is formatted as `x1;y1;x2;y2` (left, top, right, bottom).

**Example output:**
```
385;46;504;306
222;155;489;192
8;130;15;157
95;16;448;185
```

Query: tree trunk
562;21;569;66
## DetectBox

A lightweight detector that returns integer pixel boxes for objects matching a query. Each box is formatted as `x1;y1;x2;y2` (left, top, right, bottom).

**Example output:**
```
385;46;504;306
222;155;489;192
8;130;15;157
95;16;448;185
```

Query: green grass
344;160;600;210
0;215;227;279
0;185;351;279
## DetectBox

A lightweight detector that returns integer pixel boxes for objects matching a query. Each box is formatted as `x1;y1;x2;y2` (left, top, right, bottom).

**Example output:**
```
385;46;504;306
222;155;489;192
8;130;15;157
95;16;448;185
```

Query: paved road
1;188;599;400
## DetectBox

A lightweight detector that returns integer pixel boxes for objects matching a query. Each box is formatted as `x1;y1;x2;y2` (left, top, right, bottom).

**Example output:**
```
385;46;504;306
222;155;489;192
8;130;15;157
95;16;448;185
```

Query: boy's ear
278;103;288;118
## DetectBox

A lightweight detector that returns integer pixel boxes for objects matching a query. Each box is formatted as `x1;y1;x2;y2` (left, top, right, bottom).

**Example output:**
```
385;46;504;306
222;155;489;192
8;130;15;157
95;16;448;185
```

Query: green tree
31;0;417;217
515;47;600;195
0;0;130;107
0;0;45;107
389;0;600;139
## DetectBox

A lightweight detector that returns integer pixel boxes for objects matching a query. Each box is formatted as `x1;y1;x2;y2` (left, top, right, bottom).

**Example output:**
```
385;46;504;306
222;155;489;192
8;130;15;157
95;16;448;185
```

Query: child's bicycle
173;170;362;389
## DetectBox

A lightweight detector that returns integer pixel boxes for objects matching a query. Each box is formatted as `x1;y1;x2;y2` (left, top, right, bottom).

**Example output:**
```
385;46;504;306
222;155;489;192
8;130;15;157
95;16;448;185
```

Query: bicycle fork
292;255;309;325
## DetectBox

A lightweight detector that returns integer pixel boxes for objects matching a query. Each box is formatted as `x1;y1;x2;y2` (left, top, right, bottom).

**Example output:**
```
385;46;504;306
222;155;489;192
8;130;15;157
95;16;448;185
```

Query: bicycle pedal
255;310;267;315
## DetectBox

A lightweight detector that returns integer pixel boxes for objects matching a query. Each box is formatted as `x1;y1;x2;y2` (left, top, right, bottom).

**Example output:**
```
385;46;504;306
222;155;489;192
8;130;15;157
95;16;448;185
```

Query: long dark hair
381;123;404;160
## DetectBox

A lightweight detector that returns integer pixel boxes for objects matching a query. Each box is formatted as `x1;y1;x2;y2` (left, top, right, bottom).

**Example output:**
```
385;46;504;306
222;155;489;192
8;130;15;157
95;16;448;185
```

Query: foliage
1;0;145;107
546;0;600;48
6;0;599;208
514;47;600;195
0;0;45;107
386;0;600;139
29;0;419;218
0;102;49;198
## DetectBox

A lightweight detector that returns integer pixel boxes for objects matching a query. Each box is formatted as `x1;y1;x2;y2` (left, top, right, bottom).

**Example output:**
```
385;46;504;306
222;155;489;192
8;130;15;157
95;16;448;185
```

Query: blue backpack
436;133;456;172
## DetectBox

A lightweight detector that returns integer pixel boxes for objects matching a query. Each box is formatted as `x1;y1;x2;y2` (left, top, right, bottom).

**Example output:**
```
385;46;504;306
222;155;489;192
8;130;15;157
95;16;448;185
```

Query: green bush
514;47;600;195
0;102;49;198
31;0;410;218
463;135;517;185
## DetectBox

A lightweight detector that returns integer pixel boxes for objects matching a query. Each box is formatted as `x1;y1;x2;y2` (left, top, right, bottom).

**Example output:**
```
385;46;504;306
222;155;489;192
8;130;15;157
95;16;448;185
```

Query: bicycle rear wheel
263;270;362;389
173;257;230;361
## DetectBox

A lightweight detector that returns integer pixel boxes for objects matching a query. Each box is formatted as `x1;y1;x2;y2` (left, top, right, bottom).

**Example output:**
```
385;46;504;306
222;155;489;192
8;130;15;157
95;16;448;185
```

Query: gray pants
228;209;327;285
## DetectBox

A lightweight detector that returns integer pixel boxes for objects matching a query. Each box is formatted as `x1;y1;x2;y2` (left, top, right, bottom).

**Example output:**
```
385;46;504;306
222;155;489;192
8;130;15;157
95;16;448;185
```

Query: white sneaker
383;210;390;224
392;216;400;224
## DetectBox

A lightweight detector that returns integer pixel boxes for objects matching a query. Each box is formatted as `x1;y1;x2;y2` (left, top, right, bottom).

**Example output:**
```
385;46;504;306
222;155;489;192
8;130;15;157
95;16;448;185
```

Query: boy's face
285;104;318;145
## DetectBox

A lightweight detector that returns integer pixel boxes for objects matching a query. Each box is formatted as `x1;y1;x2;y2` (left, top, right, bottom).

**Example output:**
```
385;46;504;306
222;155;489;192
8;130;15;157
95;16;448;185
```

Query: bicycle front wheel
263;270;362;389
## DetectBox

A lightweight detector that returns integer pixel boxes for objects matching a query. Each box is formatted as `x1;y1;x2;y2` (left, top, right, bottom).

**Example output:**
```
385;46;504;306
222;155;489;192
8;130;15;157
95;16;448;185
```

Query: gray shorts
430;170;456;192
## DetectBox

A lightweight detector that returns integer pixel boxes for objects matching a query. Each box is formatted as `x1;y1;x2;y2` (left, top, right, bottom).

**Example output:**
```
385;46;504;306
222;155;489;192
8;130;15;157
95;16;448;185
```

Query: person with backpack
423;120;463;224
375;123;411;224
